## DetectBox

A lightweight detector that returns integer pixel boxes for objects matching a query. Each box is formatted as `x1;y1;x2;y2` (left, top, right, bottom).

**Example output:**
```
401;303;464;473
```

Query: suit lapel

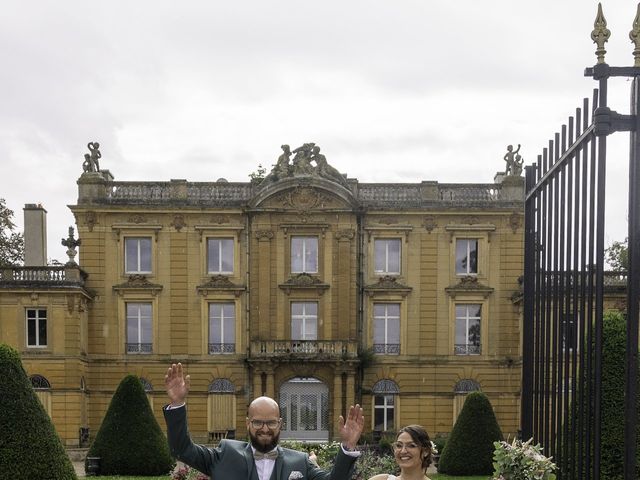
272;446;285;480
244;444;259;480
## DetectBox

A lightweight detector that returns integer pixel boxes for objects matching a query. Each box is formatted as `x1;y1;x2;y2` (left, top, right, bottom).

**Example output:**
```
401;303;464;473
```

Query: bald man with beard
164;363;364;480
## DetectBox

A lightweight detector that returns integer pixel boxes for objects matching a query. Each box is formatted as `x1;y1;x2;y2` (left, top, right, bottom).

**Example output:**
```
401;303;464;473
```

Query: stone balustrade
249;340;358;359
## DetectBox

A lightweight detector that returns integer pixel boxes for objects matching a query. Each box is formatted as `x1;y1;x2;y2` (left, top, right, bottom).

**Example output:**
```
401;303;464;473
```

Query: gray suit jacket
164;406;357;480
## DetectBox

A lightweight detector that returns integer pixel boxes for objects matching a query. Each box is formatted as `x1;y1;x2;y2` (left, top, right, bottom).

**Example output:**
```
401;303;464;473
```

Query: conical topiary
0;343;77;479
86;374;174;475
437;391;503;475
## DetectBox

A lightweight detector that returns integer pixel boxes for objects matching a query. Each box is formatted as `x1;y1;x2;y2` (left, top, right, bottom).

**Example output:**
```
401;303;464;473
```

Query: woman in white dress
368;425;433;480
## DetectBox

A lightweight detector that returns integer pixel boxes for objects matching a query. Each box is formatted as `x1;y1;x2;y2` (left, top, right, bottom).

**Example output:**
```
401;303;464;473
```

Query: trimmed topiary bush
599;310;640;480
437;391;503;475
0;343;77;479
86;374;174;475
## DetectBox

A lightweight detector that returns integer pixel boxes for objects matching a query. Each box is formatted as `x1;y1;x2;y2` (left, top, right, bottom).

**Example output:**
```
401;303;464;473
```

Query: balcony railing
126;343;153;354
0;266;87;285
372;343;400;355
454;344;481;355
250;340;358;359
208;343;236;354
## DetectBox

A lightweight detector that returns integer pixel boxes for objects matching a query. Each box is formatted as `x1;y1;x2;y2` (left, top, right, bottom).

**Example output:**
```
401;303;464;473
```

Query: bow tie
254;449;278;461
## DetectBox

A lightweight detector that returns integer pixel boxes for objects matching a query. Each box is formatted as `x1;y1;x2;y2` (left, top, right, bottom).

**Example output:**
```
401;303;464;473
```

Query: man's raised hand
165;363;190;406
338;404;364;451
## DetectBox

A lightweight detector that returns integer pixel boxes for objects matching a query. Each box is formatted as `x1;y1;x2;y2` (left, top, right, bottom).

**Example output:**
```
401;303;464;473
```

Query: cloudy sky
1;0;635;262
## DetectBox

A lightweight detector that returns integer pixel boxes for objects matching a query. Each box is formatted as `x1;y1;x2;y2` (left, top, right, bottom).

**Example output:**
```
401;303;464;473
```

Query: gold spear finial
591;3;611;64
630;3;640;66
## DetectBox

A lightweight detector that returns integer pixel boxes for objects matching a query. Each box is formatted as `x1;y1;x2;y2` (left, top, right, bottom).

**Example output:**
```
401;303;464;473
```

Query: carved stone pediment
279;273;330;295
259;143;349;188
445;276;494;298
364;276;412;297
197;275;246;297
113;275;163;296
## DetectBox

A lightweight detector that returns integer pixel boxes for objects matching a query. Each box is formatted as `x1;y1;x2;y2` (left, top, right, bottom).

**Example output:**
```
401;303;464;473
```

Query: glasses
250;419;280;429
393;442;420;451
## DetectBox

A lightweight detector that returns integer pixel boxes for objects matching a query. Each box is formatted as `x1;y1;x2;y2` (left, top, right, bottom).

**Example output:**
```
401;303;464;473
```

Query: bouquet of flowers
492;438;556;480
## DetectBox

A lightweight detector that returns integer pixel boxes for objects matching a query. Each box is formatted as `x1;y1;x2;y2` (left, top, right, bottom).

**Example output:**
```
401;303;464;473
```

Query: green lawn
431;475;491;480
90;477;489;480
86;475;491;479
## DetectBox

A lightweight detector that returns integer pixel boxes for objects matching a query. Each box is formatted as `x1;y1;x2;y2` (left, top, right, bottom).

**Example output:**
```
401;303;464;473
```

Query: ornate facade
0;144;526;446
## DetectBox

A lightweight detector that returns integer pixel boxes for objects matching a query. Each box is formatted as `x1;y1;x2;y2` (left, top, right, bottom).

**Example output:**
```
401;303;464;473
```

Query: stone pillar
255;230;274;338
333;372;343;441
266;371;275;399
253;371;263;398
23;204;47;266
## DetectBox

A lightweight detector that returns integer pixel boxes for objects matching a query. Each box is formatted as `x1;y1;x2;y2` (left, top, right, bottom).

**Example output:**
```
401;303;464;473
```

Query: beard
249;429;280;453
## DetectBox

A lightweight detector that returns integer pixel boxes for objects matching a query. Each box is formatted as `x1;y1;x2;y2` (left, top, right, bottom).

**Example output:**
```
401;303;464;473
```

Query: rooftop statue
503;144;522;176
262;143;348;187
82;142;101;173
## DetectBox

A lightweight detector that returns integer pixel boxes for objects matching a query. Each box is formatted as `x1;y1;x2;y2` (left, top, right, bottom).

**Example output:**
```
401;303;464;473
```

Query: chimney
24;204;47;266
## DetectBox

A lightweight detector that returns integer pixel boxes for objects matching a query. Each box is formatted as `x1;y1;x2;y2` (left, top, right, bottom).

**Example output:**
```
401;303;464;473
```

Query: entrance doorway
279;377;329;441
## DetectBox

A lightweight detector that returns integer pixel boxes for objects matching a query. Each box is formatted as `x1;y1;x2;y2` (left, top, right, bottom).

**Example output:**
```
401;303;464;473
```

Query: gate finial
591;3;611;64
630;4;640;66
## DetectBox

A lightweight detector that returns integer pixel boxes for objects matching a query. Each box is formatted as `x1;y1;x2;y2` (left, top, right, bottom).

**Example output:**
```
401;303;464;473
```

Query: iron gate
522;4;640;479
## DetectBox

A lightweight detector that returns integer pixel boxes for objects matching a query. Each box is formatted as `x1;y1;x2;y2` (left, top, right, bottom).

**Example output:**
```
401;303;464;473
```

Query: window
373;303;400;354
455;304;481;355
207;238;234;274
30;374;52;416
455;239;478;275
26;308;47;347
372;379;399;432
291;236;318;273
209;303;235;354
126;303;152;353
374;239;401;274
208;379;237;441
291;302;318;341
125;237;152;273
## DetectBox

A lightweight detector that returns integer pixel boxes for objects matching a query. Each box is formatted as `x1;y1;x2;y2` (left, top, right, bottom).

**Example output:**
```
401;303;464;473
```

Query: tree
86;374;174;475
0;198;24;267
437;391;503;475
0;343;77;479
605;237;628;272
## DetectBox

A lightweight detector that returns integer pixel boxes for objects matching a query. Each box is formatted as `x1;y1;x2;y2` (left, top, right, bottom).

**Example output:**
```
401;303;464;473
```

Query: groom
163;363;364;480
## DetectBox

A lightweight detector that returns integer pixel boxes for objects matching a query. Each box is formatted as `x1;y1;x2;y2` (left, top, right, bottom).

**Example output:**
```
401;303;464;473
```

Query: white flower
288;471;304;480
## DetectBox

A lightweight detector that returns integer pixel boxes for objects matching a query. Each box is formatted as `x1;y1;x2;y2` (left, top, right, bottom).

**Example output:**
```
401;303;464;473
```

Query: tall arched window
453;378;481;423
372;379;400;432
140;377;154;410
30;374;52;417
208;378;236;442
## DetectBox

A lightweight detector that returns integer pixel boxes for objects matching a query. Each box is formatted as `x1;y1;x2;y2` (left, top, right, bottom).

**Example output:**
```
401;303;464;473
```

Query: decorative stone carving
255;230;274;241
279;273;330;295
503;144;523;176
85;211;97;232
82;141;101;173
128;215;147;224
61;226;81;266
509;212;522;233
445;276;494;298
210;214;230;224
377;216;399;225
113;275;163;296
423;216;437;233
282;186;324;211
335;229;355;241
197;275;245;297
364;276;412;297
261;143;348;187
171;215;187;232
459;216;480;225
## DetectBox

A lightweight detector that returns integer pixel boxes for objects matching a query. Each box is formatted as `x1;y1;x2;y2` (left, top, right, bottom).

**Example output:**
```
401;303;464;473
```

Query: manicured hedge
86;374;174;475
0;343;77;479
437;391;503;475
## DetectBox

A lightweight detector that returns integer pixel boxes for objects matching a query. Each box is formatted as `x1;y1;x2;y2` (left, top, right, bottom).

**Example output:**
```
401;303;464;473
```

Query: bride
368;425;433;480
